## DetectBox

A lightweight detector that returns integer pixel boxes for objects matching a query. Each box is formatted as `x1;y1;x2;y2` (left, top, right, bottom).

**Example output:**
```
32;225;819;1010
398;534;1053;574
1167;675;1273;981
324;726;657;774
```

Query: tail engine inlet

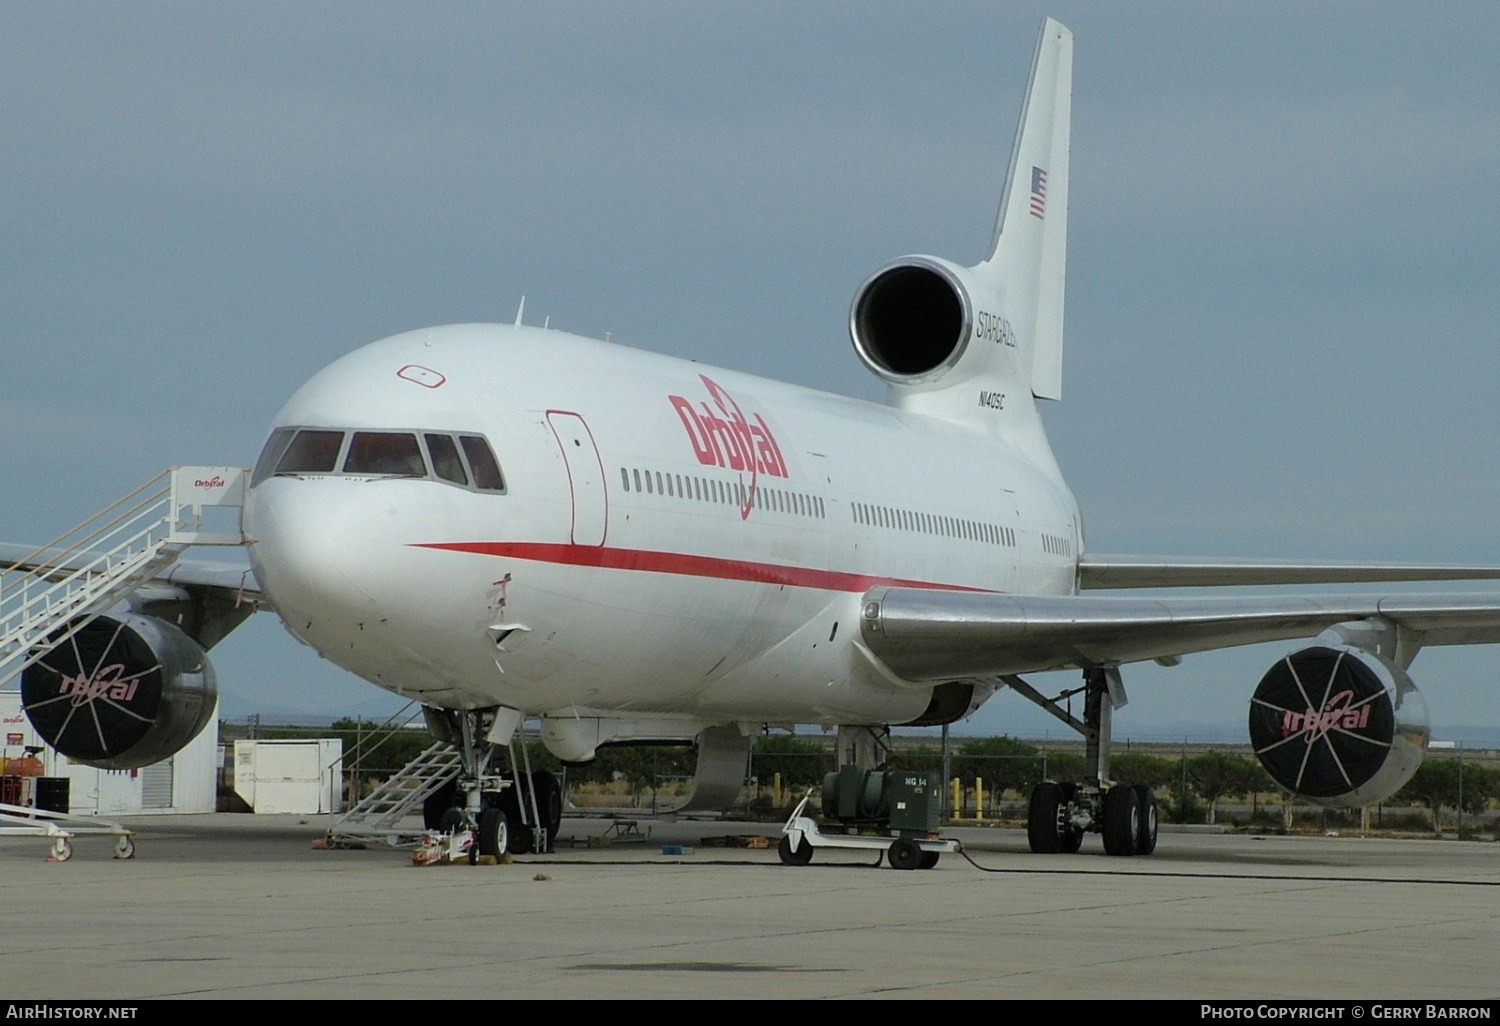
1248;644;1428;808
851;257;977;382
21;613;218;770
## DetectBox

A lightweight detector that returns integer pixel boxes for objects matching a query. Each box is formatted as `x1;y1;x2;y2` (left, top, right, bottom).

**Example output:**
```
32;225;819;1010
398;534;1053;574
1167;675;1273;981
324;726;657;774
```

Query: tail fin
848;19;1073;425
981;17;1071;400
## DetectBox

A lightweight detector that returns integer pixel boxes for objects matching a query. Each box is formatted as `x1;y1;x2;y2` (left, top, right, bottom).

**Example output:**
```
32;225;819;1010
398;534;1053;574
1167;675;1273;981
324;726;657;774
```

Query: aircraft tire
1101;785;1141;856
529;771;564;849
1027;782;1067;853
495;772;563;853
1133;784;1159;855
504;806;535;855
476;806;508;860
778;835;813;866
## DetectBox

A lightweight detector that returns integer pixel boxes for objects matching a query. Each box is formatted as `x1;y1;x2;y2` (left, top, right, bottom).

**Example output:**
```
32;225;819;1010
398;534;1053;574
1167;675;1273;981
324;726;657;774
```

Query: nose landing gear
415;706;562;866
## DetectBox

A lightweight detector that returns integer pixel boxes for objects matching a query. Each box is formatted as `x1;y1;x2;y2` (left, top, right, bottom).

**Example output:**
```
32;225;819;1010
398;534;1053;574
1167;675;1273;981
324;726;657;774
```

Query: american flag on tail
1029;166;1047;219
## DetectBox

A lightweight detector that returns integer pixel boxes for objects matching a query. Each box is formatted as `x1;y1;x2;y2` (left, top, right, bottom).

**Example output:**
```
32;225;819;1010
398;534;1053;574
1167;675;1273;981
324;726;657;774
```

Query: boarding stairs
0;466;249;689
326;742;464;848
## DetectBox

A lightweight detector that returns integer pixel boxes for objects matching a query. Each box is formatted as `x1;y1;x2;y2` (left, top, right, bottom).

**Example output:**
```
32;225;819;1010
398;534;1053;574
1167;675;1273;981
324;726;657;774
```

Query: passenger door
545;411;609;546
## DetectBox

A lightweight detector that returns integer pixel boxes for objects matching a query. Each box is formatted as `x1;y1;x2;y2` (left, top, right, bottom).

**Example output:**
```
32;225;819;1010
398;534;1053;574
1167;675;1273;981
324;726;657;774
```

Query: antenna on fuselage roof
513;296;526;326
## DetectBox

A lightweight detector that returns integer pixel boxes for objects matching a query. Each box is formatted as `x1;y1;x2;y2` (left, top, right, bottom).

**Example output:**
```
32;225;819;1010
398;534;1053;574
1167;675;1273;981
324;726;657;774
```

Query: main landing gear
1005;666;1159;857
1027;779;1157;856
417;707;563;866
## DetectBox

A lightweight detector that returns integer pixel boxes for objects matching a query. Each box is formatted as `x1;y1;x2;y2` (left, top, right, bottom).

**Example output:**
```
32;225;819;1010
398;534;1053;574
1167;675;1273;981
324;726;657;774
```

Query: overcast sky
3;2;1499;742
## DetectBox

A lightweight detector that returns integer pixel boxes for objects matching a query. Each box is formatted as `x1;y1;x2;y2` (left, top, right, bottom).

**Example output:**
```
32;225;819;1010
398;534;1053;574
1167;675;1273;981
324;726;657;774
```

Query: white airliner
12;18;1500;860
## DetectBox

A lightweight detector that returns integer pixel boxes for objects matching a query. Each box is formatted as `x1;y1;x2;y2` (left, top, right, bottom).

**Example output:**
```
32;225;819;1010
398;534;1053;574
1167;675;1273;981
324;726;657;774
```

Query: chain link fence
218;718;1500;835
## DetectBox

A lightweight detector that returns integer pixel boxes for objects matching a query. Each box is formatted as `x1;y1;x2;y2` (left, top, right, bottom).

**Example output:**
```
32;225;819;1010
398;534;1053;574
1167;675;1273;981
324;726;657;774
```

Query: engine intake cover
1248;644;1427;808
21;613;217;770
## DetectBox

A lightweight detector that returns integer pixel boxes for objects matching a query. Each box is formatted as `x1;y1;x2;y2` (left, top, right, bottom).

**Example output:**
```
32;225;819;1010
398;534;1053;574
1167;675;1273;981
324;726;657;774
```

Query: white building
0;690;218;815
233;739;343;814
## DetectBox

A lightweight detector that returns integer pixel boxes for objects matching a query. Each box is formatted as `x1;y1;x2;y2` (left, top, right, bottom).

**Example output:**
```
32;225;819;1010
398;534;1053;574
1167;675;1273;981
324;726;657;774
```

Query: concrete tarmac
0;813;1496;1000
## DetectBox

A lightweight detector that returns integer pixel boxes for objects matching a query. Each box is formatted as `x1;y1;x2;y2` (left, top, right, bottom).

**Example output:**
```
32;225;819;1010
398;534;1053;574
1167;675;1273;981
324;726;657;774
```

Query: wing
1078;553;1500;589
859;588;1500;681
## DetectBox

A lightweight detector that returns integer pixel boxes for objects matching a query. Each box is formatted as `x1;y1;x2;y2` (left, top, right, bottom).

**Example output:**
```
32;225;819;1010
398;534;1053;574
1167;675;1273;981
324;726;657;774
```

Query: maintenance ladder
0;466;249;689
327;742;463;848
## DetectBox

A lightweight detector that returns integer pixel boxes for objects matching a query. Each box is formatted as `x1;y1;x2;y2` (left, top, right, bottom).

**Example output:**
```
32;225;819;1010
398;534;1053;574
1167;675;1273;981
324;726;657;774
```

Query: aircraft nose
245;479;389;625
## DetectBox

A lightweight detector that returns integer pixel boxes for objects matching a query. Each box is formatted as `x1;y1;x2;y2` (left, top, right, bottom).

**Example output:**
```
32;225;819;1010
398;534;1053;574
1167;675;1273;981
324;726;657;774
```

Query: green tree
564;744;696;788
1187;751;1261;824
323;720;566;779
750;734;833;789
951;736;1039;794
1110;753;1178;790
1395;757;1495;833
887;744;943;774
1039;750;1084;785
316;719;433;776
1463;763;1500;816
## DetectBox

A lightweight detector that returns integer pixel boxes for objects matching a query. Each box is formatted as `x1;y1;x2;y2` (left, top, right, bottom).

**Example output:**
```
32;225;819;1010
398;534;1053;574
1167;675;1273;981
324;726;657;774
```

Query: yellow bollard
773;772;782;807
976;777;986;820
951;777;962;820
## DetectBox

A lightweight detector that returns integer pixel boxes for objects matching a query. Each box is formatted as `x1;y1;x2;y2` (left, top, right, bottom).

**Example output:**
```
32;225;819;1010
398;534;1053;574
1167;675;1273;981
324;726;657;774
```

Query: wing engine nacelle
21;613;218;770
1248;644;1428;808
851;256;999;384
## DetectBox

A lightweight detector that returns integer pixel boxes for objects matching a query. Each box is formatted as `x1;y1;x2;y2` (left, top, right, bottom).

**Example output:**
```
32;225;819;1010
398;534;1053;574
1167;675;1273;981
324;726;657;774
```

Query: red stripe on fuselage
414;541;994;594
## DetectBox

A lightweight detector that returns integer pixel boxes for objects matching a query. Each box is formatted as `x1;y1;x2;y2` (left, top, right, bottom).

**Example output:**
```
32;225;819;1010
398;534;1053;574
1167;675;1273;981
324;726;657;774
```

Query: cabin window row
619;467;825;519
851;501;1015;547
253;427;506;492
1041;533;1074;557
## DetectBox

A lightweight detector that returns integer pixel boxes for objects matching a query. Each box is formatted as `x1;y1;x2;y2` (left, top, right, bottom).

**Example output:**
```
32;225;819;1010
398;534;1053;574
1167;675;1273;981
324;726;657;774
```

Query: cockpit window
253;425;505;494
460;435;505;491
344;432;426;476
275;430;346;475
424;433;468;486
251;428;296;486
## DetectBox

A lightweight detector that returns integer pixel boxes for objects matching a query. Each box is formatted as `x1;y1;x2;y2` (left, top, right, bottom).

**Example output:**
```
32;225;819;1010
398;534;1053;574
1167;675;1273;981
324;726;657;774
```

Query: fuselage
244;322;1081;728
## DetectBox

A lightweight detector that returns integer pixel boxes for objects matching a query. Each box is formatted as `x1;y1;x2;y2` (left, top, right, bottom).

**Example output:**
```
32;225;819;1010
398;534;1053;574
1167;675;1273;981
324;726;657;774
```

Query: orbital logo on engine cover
1248;646;1397;799
1280;689;1372;742
54;663;144;706
21;622;165;762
